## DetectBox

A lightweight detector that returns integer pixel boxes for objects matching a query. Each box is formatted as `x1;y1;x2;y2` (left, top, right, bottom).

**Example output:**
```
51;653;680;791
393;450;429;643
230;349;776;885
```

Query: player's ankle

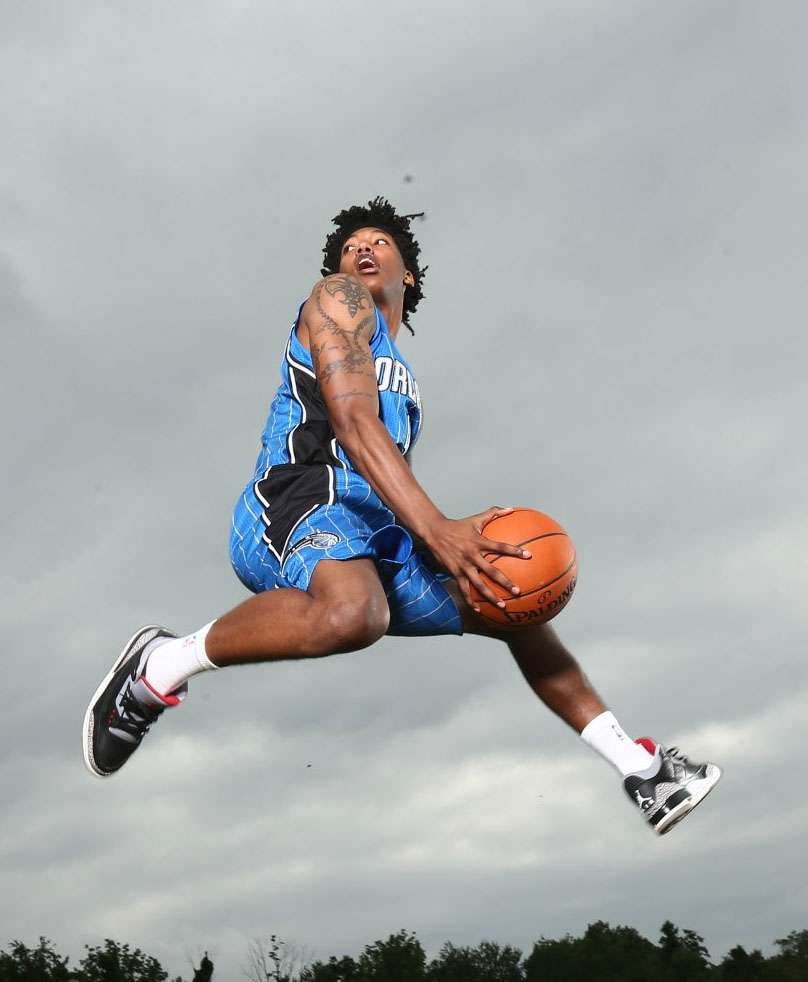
580;711;655;777
143;621;217;695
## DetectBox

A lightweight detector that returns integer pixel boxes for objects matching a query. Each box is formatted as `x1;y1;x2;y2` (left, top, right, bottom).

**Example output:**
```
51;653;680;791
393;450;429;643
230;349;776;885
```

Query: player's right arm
297;275;527;611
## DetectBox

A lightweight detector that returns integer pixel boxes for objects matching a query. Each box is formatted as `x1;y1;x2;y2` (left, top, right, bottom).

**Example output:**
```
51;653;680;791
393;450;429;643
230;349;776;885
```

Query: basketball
470;508;578;628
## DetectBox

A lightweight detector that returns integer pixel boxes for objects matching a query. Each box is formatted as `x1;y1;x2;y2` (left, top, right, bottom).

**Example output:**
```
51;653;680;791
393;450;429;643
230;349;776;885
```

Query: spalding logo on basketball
470;508;578;627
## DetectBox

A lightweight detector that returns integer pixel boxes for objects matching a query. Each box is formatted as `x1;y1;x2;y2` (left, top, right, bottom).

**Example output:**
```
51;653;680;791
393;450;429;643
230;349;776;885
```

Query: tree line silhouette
2;922;806;981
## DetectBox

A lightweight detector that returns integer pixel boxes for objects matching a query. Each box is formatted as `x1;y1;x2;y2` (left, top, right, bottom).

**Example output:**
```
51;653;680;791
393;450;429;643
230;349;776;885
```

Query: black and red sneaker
624;740;722;835
83;625;183;778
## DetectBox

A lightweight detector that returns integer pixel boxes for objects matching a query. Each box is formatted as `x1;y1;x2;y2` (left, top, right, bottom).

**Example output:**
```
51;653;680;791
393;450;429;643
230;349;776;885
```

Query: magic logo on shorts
282;531;341;569
294;531;340;551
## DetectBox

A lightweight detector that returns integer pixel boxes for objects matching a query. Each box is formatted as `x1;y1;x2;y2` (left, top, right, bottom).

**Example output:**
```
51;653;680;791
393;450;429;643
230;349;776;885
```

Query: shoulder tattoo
323;275;374;318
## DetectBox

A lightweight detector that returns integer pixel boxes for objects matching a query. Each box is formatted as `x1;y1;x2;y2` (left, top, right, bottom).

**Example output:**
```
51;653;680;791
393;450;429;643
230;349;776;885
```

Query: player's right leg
82;558;388;778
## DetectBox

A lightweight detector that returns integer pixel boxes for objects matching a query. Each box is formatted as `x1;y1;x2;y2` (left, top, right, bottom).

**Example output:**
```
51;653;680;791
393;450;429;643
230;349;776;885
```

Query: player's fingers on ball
475;505;513;528
469;569;507;608
490;505;514;517
481;535;532;560
479;558;520;597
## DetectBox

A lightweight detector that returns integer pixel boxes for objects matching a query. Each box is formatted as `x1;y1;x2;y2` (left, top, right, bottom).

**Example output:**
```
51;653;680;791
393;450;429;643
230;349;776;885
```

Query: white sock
143;621;218;696
580;711;655;777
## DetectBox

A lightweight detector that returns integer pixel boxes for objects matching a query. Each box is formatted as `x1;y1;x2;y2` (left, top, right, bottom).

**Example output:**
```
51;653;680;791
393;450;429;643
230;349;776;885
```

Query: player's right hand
423;507;531;613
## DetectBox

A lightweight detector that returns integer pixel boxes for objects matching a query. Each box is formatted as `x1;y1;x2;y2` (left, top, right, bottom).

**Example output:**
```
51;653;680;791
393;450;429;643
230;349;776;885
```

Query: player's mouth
356;256;379;274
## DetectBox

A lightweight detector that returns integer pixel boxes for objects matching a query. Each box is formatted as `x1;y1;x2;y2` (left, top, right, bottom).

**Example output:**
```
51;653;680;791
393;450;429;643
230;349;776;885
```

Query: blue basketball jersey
229;302;462;636
238;303;422;562
260;302;422;473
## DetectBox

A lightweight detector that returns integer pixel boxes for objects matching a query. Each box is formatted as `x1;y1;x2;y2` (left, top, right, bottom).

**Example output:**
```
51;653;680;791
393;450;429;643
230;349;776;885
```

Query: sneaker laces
660;745;703;783
113;682;161;740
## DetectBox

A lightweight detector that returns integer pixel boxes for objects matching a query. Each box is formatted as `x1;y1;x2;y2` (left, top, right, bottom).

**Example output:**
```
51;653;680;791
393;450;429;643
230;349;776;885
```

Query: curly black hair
321;196;426;334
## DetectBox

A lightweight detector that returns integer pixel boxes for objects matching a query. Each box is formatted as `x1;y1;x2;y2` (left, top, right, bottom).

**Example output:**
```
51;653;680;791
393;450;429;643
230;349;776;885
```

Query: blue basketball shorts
229;478;463;637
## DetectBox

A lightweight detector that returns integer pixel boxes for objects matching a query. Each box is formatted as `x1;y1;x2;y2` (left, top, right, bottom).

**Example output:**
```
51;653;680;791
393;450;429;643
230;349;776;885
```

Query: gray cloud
1;0;807;978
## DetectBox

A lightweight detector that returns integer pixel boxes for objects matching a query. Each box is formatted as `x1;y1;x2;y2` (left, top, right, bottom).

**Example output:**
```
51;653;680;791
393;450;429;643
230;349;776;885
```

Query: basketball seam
475;554;578;607
485;531;567;563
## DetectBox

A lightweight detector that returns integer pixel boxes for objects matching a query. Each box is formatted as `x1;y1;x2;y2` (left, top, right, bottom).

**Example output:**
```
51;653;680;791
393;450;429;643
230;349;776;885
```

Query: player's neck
376;297;404;341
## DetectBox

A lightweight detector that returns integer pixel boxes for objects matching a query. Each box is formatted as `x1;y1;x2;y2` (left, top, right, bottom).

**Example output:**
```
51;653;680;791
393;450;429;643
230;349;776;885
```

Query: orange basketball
470;508;578;628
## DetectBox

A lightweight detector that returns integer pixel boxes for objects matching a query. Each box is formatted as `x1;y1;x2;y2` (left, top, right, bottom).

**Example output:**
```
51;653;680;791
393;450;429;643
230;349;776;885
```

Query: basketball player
83;198;721;835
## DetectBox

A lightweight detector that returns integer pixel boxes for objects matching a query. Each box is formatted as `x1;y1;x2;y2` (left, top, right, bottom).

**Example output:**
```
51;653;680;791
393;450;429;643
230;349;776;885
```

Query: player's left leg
450;592;721;834
381;548;721;837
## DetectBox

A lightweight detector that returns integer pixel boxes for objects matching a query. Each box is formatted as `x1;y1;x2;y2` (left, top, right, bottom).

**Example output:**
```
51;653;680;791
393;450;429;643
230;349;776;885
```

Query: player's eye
375;237;388;245
343;244;355;253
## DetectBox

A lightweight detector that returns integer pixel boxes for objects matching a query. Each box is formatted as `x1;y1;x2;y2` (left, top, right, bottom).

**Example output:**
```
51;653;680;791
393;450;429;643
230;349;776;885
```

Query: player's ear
403;269;415;288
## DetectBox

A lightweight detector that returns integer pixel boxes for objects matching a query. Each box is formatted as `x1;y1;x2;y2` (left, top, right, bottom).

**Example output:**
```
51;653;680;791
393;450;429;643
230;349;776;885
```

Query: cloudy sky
2;0;807;977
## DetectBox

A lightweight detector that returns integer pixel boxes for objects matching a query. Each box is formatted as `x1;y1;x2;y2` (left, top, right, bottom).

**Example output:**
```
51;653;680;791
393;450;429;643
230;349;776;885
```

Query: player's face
338;227;415;297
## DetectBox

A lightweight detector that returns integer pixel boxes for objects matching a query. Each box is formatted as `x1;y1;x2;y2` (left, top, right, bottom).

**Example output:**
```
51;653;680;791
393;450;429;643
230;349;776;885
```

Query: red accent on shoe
636;737;657;755
140;675;182;706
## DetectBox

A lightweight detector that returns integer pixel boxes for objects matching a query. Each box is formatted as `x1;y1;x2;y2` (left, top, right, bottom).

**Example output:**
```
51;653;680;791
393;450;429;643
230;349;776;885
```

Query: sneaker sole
82;625;165;778
654;763;722;835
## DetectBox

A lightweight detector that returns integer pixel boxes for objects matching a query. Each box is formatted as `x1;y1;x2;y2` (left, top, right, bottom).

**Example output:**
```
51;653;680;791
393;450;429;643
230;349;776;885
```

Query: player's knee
322;593;390;652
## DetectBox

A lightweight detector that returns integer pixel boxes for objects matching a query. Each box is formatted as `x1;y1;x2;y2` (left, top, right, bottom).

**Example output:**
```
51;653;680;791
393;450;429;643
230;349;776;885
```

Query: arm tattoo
311;282;376;381
331;389;378;403
323;275;373;317
315;325;375;379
